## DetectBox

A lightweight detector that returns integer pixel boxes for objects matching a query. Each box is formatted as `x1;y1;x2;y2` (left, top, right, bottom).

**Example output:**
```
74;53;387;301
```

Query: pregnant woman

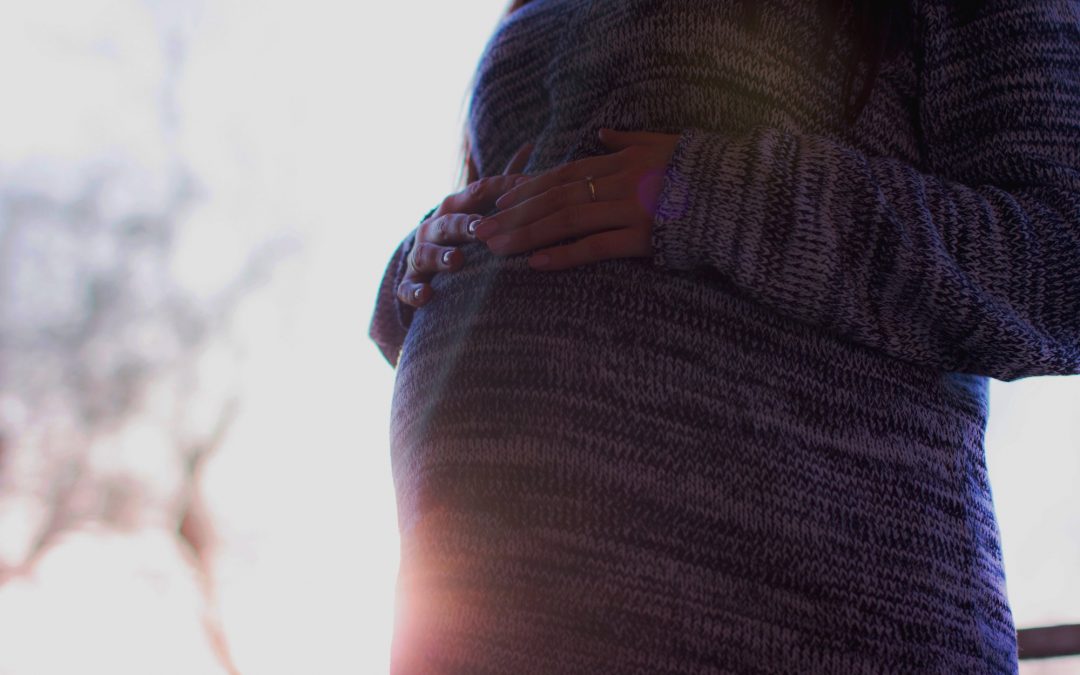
370;1;1080;672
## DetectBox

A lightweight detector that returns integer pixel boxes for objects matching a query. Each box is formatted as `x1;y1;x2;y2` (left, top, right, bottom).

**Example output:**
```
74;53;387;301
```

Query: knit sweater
370;1;1080;672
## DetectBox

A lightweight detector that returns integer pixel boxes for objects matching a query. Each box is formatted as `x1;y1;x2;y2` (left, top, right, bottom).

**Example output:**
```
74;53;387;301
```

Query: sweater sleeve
369;232;415;368
650;0;1080;381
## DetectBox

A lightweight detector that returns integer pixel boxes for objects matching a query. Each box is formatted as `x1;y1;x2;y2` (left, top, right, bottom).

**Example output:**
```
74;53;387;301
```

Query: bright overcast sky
0;1;1076;673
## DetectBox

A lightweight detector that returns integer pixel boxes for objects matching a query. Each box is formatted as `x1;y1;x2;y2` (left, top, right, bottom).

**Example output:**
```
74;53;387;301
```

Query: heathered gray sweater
370;1;1080;672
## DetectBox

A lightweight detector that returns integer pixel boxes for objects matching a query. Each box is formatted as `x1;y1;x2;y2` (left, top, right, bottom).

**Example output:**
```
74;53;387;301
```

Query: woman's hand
397;143;534;307
473;128;680;271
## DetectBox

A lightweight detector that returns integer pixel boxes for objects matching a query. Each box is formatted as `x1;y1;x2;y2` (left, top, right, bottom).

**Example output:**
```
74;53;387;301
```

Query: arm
651;0;1080;381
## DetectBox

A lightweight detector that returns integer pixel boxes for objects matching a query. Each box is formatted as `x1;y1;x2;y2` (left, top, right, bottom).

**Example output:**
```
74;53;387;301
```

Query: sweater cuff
651;127;742;275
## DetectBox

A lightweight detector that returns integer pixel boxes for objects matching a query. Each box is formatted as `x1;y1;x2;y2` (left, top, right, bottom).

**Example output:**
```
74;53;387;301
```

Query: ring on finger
584;175;598;202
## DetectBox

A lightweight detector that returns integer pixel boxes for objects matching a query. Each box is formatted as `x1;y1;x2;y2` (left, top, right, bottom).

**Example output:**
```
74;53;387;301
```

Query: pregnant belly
387;243;987;671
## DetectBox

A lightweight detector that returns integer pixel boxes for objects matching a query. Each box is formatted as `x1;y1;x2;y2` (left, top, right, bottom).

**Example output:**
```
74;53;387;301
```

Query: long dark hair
461;0;984;185
763;0;983;127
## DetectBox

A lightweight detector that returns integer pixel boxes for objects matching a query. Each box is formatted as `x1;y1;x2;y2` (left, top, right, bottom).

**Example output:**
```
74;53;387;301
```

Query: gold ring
585;175;597;202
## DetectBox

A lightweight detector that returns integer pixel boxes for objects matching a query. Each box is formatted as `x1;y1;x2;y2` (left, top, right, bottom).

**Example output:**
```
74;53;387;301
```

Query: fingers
397;241;465;308
397;278;431;307
502;142;535;175
407;171;529;308
476;172;629;242
408;241;463;275
494;151;626;211
483;198;642;257
419;212;484;246
527;227;652;271
440;174;528;217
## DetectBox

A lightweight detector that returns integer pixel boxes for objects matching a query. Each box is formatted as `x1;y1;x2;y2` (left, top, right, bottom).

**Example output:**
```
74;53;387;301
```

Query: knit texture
370;1;1080;672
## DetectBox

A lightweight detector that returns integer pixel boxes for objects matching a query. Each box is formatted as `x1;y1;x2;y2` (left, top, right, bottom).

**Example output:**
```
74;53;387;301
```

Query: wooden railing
1017;624;1080;660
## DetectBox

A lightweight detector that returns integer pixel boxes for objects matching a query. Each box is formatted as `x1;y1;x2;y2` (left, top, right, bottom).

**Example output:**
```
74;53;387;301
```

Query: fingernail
467;219;480;235
514;176;529;186
494;194;511;209
488;233;510;250
441;250;453;265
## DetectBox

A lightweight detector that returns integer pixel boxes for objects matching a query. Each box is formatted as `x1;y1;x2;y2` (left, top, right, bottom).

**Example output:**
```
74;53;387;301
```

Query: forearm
652;125;1080;381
